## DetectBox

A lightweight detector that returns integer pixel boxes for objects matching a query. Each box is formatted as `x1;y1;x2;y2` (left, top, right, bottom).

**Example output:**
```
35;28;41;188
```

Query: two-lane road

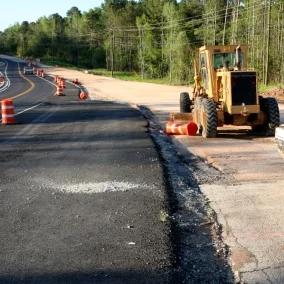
0;57;175;283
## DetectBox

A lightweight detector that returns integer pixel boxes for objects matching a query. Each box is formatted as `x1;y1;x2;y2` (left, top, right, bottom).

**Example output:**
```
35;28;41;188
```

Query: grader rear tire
200;98;218;138
260;97;280;136
180;92;192;113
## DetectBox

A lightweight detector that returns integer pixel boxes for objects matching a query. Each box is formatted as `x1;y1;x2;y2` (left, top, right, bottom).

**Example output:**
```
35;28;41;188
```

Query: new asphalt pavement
0;58;174;283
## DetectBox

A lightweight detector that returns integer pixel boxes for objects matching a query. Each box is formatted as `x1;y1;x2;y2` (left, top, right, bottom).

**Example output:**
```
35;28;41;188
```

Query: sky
0;0;104;32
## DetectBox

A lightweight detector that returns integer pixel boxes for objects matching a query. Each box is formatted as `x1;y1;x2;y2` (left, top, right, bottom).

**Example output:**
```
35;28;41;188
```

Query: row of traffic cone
54;75;88;100
0;74;88;126
35;69;45;77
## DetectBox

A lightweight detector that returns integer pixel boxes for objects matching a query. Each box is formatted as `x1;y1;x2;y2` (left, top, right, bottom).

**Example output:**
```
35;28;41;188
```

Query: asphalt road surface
0;58;174;283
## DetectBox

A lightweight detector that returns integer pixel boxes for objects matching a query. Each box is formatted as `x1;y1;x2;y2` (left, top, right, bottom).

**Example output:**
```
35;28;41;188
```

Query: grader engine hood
227;71;259;114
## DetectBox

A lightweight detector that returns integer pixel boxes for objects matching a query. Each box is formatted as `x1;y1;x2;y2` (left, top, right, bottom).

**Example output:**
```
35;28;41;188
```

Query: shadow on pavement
0;269;175;284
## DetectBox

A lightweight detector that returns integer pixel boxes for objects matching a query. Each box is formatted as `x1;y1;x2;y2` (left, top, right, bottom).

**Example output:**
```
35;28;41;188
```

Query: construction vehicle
179;45;280;138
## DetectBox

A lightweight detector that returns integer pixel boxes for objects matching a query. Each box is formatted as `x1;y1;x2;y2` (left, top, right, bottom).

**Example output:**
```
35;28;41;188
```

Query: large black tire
260;97;280;135
180;92;192;113
200;98;218;138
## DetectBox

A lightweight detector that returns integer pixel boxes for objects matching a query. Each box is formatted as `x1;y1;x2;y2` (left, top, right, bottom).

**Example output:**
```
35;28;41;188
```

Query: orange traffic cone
73;78;80;85
1;99;16;125
61;78;66;88
165;121;197;136
79;91;88;100
55;85;64;96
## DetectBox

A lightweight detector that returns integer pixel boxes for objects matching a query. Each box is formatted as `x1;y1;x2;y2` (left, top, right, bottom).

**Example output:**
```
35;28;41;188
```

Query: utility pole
169;17;173;84
111;29;115;77
264;0;271;85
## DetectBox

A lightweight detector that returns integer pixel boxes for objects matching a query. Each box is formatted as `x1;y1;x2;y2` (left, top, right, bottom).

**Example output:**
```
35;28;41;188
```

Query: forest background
0;0;283;87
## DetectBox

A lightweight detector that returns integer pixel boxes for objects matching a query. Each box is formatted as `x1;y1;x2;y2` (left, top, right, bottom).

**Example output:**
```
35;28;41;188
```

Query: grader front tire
260;97;280;136
200;99;218;138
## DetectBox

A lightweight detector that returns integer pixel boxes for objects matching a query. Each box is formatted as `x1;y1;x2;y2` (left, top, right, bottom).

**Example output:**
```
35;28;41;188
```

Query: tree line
0;0;283;86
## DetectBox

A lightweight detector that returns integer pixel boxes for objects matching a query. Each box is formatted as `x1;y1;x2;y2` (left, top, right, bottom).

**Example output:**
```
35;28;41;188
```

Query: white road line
0;102;44;123
14;102;44;117
36;73;84;92
36;74;57;87
0;105;59;144
0;60;11;93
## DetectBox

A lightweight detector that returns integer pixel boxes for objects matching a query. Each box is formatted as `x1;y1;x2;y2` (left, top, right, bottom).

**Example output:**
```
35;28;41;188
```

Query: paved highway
0;58;174;283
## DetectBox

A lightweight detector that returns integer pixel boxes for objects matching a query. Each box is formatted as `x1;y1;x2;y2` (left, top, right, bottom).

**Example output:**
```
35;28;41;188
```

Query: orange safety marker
58;79;64;89
1;99;16;125
55;85;64;96
165;121;197;136
79;91;88;100
73;78;80;85
61;78;66;88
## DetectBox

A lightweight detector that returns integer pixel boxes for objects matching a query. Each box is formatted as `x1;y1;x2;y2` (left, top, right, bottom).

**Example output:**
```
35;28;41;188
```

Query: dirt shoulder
45;66;188;114
261;88;284;103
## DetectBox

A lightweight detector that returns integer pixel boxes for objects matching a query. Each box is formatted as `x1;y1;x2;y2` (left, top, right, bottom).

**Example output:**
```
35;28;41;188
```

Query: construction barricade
1;99;16;125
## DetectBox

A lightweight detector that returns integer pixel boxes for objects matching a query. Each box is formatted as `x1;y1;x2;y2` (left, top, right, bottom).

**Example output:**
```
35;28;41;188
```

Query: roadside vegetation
0;0;284;87
89;69;171;84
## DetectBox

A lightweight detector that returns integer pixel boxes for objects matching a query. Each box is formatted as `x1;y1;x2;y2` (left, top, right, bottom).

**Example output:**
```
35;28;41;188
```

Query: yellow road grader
179;45;280;137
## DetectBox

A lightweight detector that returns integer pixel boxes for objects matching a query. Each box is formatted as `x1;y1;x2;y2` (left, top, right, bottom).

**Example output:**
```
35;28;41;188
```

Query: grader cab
180;45;280;138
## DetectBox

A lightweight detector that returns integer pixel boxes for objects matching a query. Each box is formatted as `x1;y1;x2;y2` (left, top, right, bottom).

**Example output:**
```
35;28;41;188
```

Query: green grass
41;58;81;70
258;83;283;93
40;61;184;85
89;69;171;85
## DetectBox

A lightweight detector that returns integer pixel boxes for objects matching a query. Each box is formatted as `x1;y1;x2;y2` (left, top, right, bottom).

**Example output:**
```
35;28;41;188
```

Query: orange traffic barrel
79;91;88;100
0;75;5;83
59;79;64;89
1;99;16;125
61;79;66;88
55;85;64;96
165;121;197;136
